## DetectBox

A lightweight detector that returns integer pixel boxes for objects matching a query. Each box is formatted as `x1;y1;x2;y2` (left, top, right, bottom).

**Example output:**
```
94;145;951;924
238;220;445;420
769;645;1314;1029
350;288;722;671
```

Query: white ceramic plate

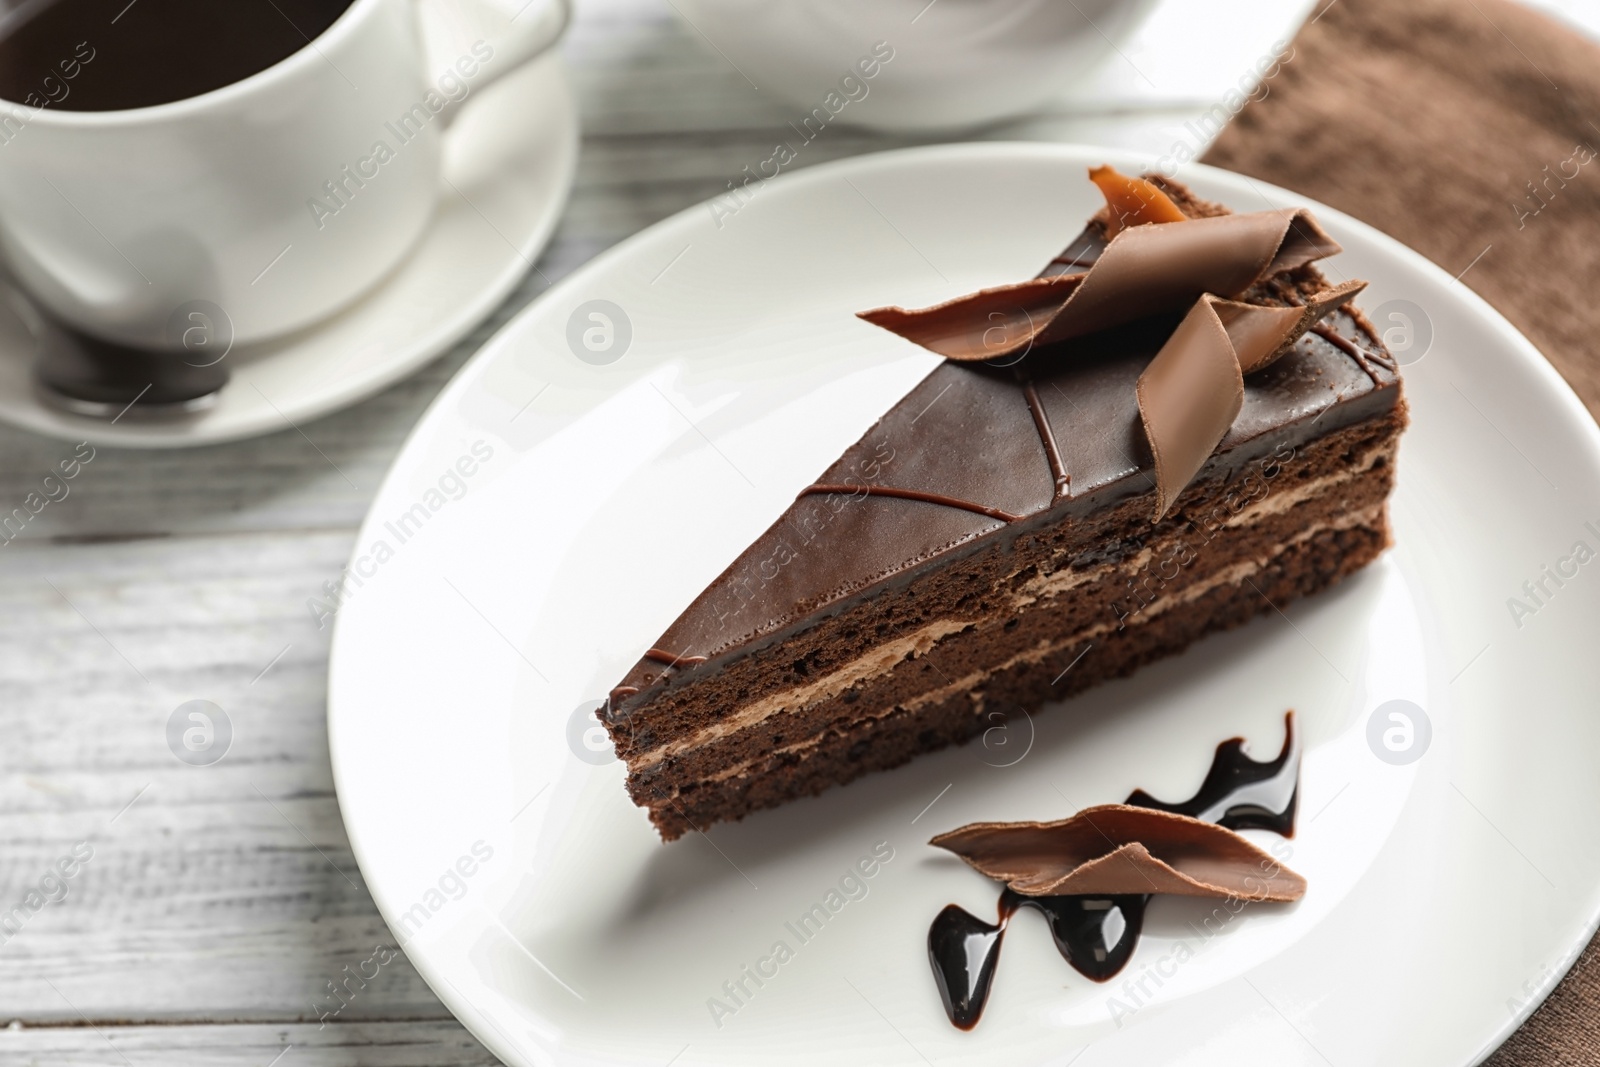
0;54;577;448
329;143;1600;1066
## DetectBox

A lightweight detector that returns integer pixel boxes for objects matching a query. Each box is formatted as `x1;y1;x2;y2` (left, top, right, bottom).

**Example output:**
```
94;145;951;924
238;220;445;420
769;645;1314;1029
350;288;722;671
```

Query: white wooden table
4;0;1591;1062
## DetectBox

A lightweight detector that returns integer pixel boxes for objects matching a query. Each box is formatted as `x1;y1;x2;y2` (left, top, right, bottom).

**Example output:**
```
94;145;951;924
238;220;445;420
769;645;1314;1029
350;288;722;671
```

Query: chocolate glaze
928;714;1300;1029
605;180;1401;719
1041;228;1104;276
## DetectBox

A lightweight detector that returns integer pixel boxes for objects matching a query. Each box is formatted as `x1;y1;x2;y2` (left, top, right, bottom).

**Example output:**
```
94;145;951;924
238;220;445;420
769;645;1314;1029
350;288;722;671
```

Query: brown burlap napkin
1204;0;1600;1061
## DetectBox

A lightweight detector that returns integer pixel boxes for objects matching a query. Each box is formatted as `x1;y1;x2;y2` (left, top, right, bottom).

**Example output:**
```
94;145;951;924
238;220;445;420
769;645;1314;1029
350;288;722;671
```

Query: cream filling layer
1220;435;1396;529
654;499;1386;793
629;617;973;772
1011;435;1396;609
630;486;1387;778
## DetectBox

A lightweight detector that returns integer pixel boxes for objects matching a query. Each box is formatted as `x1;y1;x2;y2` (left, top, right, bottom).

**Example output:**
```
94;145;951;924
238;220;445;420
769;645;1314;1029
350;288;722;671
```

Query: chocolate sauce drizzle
798;484;1024;523
931;891;1148;1029
643;647;708;668
612;649;708;703
1269;286;1397;386
928;713;1300;1030
1126;711;1299;835
1021;377;1070;498
1311;323;1397;384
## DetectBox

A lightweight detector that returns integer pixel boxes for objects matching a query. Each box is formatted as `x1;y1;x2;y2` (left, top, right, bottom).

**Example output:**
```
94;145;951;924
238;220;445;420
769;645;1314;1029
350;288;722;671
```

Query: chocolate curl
930;803;1307;902
858;209;1343;362
1140;278;1366;519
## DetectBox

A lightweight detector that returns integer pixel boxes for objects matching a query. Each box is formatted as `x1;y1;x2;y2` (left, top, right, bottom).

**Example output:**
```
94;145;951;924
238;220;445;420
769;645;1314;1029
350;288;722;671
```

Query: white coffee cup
668;0;1157;132
0;0;568;350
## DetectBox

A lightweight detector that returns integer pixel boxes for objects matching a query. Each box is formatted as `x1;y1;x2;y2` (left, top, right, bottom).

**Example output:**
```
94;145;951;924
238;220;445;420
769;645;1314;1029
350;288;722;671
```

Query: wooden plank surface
0;0;1323;1062
0;1022;502;1065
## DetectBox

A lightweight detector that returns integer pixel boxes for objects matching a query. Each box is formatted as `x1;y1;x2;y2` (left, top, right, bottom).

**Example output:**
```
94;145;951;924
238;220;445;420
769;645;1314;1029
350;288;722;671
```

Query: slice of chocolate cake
604;170;1407;840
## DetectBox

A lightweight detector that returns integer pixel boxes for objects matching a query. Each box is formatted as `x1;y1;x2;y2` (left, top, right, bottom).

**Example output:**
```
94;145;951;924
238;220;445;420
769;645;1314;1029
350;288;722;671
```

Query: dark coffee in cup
0;0;354;112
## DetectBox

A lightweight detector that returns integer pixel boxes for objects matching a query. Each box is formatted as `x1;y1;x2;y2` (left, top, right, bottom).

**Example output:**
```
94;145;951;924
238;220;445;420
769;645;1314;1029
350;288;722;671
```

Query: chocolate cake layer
602;177;1407;840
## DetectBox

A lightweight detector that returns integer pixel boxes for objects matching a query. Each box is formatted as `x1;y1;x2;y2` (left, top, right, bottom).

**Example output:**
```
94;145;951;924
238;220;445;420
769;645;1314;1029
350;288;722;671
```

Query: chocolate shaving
857;208;1343;362
930;803;1307;902
1139;280;1365;517
858;171;1365;520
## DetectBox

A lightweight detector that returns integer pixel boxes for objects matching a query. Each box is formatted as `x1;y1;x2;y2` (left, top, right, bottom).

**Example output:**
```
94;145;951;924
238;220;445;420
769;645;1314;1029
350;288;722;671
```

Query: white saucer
0;53;578;449
329;144;1600;1066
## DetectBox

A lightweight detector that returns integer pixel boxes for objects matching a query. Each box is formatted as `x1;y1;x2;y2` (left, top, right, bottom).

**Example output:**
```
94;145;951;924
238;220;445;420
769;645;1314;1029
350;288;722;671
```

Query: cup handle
414;0;571;123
